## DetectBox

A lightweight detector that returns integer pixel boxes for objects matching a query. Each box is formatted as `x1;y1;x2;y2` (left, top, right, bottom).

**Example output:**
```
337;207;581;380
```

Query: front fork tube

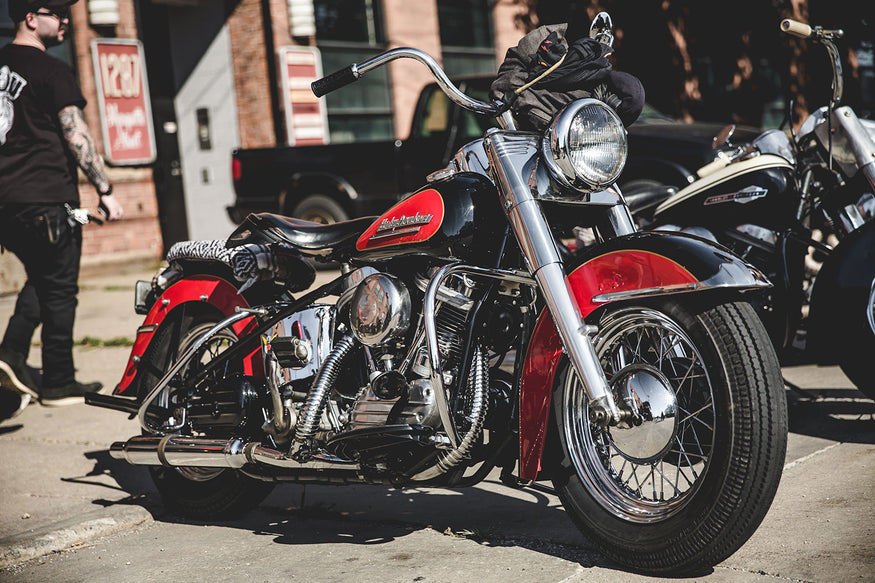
485;131;622;426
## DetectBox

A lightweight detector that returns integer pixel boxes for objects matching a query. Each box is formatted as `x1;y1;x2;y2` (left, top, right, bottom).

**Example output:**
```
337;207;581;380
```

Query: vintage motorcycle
87;15;787;576
628;18;875;400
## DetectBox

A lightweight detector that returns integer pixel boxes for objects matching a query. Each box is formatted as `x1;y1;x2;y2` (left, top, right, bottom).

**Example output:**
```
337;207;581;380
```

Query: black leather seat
246;212;377;254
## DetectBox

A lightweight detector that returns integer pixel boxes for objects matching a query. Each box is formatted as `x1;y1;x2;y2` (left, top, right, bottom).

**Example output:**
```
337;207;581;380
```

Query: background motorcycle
88;15;787;576
628;18;875;400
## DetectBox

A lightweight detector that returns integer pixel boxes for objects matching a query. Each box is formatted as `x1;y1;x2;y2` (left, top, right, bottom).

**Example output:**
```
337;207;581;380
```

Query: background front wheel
551;299;787;575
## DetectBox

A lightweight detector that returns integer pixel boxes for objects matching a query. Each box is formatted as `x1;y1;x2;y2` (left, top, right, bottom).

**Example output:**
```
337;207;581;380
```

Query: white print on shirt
0;65;28;146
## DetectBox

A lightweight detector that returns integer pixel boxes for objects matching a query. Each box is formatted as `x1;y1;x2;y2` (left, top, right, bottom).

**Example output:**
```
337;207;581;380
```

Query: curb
0;505;153;569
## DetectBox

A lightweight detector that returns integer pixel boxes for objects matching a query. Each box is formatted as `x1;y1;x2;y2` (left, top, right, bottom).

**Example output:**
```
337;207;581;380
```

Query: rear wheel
140;312;274;519
551;299;787;575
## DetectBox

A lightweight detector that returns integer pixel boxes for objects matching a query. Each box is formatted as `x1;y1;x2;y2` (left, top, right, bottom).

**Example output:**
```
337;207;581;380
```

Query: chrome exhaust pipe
110;435;359;473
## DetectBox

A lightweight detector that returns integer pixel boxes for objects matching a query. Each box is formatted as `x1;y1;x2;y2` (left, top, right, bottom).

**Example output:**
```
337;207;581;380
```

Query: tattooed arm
58;105;123;220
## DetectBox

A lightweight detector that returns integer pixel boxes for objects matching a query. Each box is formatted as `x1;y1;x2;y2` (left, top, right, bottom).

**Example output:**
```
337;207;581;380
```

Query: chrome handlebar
781;19;844;108
312;47;502;117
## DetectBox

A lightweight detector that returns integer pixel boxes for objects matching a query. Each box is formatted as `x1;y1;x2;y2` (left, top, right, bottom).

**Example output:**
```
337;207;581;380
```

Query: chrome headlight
542;98;628;192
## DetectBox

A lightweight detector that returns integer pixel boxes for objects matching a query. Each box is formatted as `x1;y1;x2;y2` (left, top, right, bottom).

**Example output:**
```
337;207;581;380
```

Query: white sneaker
0;387;30;422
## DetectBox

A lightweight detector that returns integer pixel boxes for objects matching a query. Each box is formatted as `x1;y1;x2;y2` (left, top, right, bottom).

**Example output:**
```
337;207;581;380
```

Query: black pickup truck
228;75;758;225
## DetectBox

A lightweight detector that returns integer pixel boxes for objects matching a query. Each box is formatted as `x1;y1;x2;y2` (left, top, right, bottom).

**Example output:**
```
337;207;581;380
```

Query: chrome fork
484;130;621;426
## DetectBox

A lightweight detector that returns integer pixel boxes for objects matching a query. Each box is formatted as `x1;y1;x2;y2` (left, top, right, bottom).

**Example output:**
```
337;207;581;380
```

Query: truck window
421;90;449;136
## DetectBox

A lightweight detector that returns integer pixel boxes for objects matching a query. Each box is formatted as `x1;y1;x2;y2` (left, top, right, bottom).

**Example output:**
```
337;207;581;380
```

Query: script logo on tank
356;189;444;251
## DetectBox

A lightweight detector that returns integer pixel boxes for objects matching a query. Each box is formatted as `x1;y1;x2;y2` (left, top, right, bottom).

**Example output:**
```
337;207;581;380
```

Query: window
437;0;496;77
314;0;393;142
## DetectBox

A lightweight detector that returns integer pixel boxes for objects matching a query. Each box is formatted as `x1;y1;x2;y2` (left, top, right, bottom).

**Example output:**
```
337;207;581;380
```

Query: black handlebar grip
311;65;358;97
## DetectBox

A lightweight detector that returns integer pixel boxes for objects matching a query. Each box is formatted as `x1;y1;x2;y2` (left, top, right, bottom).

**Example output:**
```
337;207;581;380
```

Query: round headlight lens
544;99;628;191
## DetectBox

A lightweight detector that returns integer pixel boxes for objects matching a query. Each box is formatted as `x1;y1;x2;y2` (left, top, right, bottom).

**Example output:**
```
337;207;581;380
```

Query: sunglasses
34;7;70;20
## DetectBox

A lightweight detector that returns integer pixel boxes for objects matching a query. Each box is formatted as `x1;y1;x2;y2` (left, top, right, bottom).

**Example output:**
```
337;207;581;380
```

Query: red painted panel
115;276;256;395
356;189;445;251
517;250;698;480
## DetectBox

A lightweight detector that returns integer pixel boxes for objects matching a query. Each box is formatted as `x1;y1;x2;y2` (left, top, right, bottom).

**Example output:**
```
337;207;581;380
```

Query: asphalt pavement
0;258;873;582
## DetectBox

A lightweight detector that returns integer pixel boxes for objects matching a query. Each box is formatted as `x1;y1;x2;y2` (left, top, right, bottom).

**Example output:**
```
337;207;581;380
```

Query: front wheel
551;299;787;575
837;279;875;400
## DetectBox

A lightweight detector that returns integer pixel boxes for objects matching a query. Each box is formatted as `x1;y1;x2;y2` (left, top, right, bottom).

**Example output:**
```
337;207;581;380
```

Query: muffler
109;435;359;474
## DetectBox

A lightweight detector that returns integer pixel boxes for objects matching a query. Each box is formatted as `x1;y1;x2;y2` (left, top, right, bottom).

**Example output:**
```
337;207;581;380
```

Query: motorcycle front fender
115;275;258;396
517;231;772;481
807;220;875;363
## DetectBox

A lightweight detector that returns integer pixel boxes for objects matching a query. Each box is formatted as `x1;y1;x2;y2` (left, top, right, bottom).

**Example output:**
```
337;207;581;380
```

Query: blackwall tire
291;194;348;225
837;281;875;400
139;313;275;520
551;299;787;575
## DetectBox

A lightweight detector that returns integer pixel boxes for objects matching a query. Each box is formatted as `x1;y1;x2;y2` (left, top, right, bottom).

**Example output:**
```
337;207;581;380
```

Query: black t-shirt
0;43;86;204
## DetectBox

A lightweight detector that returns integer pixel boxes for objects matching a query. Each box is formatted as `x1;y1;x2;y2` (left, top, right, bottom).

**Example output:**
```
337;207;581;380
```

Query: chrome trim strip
591;264;772;303
369;226;421;240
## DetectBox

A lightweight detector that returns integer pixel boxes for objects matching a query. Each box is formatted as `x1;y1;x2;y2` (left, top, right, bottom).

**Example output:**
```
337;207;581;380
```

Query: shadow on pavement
77;446;638;574
63;449;162;512
164;483;625;573
785;386;875;444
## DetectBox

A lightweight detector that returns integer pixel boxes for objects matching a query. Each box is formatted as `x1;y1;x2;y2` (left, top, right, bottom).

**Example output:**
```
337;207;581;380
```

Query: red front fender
518;249;698;480
115;275;258;395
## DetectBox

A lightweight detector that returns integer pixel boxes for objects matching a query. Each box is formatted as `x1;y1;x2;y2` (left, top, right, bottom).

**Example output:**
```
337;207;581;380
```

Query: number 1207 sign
91;39;156;165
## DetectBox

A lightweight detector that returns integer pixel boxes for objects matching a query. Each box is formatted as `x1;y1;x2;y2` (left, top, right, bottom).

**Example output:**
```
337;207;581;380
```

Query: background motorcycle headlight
543;98;628;192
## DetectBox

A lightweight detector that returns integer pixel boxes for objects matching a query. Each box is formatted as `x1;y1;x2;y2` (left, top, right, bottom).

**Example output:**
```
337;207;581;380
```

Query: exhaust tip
109;441;129;460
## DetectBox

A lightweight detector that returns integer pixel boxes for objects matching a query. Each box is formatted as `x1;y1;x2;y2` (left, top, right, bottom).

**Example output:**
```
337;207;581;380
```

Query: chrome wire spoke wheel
563;308;716;523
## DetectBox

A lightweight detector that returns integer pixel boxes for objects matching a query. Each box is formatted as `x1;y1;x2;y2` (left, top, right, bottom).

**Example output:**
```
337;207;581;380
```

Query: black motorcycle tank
654;155;796;231
352;172;505;263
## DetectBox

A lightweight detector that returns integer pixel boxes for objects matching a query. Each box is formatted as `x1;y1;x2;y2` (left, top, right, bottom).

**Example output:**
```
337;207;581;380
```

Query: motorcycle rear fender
115;275;260;396
807;220;875;363
518;231;771;481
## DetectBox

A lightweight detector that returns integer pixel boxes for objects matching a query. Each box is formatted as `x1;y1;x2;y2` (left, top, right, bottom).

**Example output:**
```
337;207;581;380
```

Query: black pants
0;204;81;388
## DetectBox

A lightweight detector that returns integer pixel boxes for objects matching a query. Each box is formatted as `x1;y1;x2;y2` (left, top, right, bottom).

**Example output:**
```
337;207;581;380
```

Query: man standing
0;0;123;419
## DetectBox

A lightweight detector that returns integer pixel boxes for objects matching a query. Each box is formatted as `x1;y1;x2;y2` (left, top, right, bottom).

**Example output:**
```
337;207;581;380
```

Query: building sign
91;39;156;165
279;46;329;146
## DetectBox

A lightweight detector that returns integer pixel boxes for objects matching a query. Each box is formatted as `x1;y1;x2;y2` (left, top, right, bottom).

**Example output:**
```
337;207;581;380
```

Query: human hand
98;194;124;221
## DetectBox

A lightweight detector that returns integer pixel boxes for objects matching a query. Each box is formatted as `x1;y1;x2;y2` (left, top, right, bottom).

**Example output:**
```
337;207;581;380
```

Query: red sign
91;39;156;165
279;46;329;146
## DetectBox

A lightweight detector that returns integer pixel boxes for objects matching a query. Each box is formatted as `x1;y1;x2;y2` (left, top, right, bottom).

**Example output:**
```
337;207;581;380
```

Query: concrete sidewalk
0;259;873;580
0;258;161;566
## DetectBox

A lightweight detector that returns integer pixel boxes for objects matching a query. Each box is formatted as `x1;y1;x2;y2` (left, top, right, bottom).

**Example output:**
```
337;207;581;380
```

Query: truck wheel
291;194;348;224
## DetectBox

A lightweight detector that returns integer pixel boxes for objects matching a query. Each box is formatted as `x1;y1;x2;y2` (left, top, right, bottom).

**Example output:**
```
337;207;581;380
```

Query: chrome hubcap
610;365;678;463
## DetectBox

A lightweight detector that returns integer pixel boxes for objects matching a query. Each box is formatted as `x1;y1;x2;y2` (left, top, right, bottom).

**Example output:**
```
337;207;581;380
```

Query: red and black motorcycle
88;15;787;576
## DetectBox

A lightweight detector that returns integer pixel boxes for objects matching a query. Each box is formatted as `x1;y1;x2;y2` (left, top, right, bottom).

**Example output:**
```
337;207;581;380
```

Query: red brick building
1;0;529;288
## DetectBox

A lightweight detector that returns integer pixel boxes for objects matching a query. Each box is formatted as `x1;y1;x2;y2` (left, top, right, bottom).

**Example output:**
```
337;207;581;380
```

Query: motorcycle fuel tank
353;172;505;262
654;154;796;231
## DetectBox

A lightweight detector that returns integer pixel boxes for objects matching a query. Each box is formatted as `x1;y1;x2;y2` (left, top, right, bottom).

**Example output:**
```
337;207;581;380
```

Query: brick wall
228;0;277;149
68;0;162;265
382;0;442;140
493;0;530;67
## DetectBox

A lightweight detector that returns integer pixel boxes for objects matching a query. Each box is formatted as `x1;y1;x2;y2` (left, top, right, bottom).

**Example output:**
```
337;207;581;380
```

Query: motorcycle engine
343;269;480;432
